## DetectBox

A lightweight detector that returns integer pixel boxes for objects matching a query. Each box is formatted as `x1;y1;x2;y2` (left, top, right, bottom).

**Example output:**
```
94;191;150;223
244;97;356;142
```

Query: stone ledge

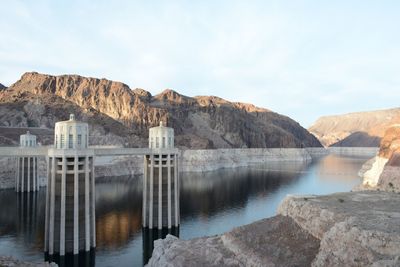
147;191;400;267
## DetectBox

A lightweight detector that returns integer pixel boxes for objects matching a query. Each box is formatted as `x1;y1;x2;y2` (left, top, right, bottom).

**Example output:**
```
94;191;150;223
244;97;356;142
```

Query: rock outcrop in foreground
358;125;400;192
309;108;400;147
147;191;400;267
0;256;56;267
0;72;321;149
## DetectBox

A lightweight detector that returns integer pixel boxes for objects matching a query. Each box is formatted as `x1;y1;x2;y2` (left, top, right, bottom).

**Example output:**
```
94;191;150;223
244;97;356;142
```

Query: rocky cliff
309;108;400;147
0;72;321;149
147;191;400;266
358;125;400;192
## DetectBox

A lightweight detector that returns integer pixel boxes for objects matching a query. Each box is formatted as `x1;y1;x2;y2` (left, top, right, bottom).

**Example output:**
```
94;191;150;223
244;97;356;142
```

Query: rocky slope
358;125;400;192
309;108;400;147
0;72;321;149
147;191;400;266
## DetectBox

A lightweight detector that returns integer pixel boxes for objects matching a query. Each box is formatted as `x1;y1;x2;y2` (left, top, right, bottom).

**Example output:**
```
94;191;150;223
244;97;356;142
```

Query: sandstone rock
358;125;400;192
147;191;400;267
147;215;320;267
278;191;400;266
1;72;322;149
309;108;400;147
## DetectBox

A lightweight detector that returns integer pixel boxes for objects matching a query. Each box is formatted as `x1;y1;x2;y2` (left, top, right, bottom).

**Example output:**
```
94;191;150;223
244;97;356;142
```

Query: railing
0;146;180;157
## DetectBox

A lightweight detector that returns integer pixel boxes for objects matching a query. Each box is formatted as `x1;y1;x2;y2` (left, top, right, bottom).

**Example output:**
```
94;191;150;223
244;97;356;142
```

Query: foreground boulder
0;256;57;267
147;191;400;267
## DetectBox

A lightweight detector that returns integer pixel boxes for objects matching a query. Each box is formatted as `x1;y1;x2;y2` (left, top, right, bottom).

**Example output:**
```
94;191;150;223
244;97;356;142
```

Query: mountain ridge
309;108;400;147
0;71;322;149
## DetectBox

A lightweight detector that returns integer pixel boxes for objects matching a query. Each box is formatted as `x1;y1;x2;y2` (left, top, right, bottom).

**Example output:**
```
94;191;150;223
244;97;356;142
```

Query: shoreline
0;147;377;189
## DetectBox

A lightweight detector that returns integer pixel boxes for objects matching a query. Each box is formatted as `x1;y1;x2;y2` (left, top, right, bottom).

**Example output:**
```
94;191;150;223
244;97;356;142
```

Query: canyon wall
357;125;400;192
309;108;400;147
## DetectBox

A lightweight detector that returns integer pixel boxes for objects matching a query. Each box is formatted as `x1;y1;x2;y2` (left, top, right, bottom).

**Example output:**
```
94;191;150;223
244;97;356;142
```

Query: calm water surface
0;154;367;266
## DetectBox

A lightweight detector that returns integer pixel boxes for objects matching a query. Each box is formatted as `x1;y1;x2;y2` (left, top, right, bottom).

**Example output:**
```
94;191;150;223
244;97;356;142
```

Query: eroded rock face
147;191;400;267
147;215;320;267
0;72;322;149
358;126;400;192
278;192;400;267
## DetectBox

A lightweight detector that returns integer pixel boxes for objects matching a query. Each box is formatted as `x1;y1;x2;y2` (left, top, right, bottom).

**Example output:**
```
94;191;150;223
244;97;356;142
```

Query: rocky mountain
0;83;6;90
309;108;400;147
0;72;322;149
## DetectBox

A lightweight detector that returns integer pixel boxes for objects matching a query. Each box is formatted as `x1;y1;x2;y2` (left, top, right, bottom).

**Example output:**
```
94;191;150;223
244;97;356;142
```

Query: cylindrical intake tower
45;114;95;257
143;121;179;229
15;131;39;192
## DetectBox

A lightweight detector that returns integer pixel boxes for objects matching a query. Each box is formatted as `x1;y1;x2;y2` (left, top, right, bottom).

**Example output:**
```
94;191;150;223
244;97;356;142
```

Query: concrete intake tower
143;121;179;229
44;114;95;257
15;131;39;192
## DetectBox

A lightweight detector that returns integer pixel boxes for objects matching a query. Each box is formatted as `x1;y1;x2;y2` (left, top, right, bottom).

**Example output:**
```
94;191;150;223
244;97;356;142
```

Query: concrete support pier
15;131;39;192
44;114;96;257
143;122;180;229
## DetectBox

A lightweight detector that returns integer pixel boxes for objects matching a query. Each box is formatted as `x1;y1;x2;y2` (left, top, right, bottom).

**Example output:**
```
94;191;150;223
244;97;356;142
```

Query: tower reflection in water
142;227;179;265
44;250;95;267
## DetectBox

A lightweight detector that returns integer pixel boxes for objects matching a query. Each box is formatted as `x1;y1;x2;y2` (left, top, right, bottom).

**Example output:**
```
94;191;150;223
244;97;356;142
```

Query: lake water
0;154;368;266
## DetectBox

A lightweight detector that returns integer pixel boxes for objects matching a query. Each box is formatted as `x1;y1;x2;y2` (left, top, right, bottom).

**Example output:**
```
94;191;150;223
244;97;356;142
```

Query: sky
1;0;400;127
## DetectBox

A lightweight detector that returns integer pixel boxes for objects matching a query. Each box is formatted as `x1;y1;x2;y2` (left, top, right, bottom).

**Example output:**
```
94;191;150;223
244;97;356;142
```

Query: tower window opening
61;134;64;148
69;134;73;148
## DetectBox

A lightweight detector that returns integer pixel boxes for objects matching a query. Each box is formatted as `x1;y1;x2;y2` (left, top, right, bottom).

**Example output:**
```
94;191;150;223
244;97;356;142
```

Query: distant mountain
0;72;322;149
0;83;6;90
309;108;400;147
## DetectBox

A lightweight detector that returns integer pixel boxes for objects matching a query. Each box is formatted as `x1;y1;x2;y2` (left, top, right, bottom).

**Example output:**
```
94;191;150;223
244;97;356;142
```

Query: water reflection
0;155;366;267
44;250;95;267
316;155;371;181
180;161;308;218
95;179;142;250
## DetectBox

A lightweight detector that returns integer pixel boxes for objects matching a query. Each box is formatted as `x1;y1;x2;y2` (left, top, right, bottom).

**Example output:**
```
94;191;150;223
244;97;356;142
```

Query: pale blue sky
1;1;399;127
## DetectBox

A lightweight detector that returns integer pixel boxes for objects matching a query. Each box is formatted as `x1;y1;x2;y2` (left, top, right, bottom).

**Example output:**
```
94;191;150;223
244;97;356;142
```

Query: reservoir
0;154;367;266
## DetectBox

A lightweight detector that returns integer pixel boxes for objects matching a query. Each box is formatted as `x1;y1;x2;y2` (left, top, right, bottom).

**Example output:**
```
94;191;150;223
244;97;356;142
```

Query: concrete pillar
60;157;66;255
85;156;90;251
174;154;179;227
16;158;20;193
27;157;30;192
149;154;154;229
158;154;162;229
91;157;96;248
48;157;56;255
33;157;36;192
73;155;79;254
44;157;50;252
21;158;25;192
167;154;171;228
143;156;148;227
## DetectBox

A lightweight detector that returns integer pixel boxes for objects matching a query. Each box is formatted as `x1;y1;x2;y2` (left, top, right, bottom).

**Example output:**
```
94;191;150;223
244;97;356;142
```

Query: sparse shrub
338;198;344;203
